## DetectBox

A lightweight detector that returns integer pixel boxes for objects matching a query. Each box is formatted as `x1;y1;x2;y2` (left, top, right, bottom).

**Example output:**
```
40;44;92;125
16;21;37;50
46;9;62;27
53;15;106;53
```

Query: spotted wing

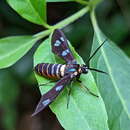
51;29;77;64
32;74;75;116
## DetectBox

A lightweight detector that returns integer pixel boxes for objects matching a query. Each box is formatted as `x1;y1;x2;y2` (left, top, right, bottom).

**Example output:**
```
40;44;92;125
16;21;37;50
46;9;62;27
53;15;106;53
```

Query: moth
32;29;107;116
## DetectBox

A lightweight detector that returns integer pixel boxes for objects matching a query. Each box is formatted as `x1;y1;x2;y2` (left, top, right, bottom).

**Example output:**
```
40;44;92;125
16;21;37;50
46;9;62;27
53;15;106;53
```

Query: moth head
80;65;88;74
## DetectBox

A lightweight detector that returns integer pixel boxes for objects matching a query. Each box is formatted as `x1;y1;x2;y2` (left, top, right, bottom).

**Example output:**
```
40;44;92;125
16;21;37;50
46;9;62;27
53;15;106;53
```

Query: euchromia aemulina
32;29;107;116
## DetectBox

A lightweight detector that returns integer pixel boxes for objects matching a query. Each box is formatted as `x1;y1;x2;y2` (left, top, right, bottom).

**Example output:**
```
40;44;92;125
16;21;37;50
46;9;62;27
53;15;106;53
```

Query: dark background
0;0;130;130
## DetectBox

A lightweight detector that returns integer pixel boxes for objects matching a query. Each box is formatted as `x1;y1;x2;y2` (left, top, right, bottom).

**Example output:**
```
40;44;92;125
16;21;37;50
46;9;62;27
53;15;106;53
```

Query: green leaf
47;0;74;2
90;11;130;130
46;0;101;3
0;36;37;69
34;36;109;130
0;70;19;130
7;0;47;25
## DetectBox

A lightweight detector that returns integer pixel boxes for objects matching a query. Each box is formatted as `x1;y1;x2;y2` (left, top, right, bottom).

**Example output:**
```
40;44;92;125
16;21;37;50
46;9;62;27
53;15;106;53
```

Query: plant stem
90;9;98;34
90;8;104;44
34;7;89;40
33;29;51;40
42;22;53;29
75;0;89;5
54;6;89;29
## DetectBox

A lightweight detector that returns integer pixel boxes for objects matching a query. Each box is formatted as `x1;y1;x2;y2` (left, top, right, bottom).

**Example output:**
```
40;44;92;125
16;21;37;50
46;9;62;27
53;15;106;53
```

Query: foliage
90;10;130;130
0;0;130;130
0;70;19;130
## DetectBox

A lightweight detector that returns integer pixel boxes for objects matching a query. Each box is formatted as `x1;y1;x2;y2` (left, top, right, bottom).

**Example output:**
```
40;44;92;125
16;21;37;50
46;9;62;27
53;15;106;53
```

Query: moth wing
32;74;75;116
51;29;77;64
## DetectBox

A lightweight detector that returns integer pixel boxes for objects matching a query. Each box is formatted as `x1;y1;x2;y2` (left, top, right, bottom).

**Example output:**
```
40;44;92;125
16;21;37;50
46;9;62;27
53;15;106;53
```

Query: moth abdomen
34;63;66;79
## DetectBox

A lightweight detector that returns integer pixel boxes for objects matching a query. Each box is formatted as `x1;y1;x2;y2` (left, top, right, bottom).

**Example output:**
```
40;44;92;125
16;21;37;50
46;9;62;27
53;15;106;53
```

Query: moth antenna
88;68;108;75
87;39;107;63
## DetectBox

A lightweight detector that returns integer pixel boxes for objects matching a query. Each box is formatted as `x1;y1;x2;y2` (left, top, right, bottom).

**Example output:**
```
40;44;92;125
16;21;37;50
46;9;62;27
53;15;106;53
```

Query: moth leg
66;81;73;109
78;82;99;97
76;74;81;83
77;79;82;83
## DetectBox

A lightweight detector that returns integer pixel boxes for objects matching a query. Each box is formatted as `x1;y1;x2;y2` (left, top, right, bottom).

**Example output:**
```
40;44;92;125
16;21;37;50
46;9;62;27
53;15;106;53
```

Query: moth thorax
78;68;82;73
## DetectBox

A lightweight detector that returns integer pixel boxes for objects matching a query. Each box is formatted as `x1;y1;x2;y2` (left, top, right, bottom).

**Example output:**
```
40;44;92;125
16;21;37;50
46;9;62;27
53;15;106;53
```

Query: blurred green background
0;0;130;130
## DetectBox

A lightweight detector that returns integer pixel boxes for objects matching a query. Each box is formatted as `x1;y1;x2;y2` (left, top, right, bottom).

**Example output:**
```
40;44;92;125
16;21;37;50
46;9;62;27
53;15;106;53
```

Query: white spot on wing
62;49;70;56
42;99;51;106
60;37;64;41
54;40;61;46
55;85;63;91
66;49;69;53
